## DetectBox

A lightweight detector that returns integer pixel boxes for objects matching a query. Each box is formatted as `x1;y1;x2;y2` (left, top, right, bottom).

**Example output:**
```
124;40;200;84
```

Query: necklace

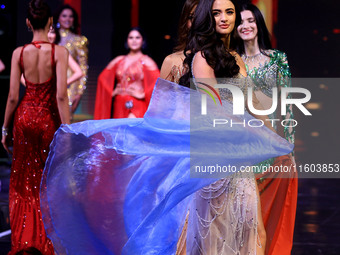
242;51;270;71
242;52;264;65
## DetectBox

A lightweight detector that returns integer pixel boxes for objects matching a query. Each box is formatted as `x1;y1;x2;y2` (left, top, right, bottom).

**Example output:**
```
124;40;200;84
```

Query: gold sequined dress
59;29;89;105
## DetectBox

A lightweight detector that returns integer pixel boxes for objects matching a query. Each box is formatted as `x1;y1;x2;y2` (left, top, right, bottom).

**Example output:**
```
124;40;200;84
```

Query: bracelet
2;126;8;137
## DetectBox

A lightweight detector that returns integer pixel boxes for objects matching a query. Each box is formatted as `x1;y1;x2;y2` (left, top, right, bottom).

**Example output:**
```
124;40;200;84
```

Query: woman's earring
56;22;61;29
27;26;32;32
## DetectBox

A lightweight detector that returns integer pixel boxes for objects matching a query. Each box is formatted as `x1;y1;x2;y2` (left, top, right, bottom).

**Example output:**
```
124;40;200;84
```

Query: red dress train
257;155;298;255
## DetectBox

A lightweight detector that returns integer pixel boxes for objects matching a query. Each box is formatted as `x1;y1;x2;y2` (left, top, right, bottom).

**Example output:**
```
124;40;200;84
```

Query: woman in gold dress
55;4;89;114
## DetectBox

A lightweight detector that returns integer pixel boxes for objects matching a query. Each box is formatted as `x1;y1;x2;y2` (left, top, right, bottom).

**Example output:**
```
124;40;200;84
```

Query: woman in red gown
1;0;70;253
94;27;159;119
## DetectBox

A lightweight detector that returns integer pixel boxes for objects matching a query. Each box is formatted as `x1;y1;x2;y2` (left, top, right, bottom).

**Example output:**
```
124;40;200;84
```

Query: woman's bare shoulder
142;55;158;70
106;55;125;69
163;51;185;66
193;51;209;66
55;45;69;61
12;47;23;59
193;51;215;78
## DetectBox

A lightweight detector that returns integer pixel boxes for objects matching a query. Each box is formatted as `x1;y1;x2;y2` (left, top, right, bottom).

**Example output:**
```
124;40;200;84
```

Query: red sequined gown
8;42;60;254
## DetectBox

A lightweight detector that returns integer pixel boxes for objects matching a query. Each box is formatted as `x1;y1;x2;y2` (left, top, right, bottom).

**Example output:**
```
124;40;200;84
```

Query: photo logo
200;83;312;116
197;81;222;107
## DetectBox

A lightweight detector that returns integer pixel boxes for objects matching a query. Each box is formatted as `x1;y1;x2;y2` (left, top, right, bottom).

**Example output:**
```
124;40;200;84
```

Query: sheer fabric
41;78;293;254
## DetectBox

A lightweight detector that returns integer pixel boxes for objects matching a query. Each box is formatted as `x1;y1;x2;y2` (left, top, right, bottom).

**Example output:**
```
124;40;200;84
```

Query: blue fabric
41;78;293;255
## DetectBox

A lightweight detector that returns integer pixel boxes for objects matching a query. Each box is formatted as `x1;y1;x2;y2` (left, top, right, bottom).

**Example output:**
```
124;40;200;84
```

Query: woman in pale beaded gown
237;3;298;255
55;4;88;114
175;0;288;253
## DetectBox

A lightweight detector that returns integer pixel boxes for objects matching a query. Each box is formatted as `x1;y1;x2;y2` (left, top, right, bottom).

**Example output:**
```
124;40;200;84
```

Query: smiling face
237;10;258;42
127;30;143;52
212;0;236;37
58;8;74;29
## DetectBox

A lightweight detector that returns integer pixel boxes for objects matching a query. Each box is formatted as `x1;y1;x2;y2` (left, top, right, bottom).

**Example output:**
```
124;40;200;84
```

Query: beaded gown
9;42;60;254
242;49;294;144
164;54;260;254
182;54;260;254
59;29;88;105
242;49;298;255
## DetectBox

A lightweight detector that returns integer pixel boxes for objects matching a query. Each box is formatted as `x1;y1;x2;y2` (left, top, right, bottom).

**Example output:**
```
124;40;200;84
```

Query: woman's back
19;42;60;110
9;41;61;254
21;43;54;84
2;1;70;251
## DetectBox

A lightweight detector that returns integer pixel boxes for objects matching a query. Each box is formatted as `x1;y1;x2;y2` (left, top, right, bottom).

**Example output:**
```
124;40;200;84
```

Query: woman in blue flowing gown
40;1;294;255
41;78;292;255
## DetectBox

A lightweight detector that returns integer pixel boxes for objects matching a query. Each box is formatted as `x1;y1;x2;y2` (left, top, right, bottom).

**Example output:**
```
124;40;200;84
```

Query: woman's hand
126;86;145;99
112;87;122;97
71;94;82;113
1;128;12;155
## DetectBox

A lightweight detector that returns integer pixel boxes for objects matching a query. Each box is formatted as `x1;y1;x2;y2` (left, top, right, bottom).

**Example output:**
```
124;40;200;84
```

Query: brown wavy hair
174;0;200;52
179;0;241;87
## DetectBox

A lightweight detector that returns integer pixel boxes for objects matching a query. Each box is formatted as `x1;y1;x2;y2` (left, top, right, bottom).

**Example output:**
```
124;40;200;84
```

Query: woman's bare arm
55;46;71;124
67;54;84;86
1;48;22;153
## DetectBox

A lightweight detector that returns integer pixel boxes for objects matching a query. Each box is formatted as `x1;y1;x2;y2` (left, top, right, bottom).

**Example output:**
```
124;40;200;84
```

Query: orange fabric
256;155;298;255
94;61;159;120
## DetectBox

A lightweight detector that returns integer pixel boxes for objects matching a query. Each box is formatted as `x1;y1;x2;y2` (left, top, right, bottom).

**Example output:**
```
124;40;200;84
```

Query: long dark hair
179;0;241;87
55;4;80;34
236;3;272;55
174;0;200;52
52;22;61;44
27;0;51;30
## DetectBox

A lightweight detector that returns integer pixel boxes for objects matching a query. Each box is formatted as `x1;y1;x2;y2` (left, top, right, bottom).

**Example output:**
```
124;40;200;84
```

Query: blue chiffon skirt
41;78;293;255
